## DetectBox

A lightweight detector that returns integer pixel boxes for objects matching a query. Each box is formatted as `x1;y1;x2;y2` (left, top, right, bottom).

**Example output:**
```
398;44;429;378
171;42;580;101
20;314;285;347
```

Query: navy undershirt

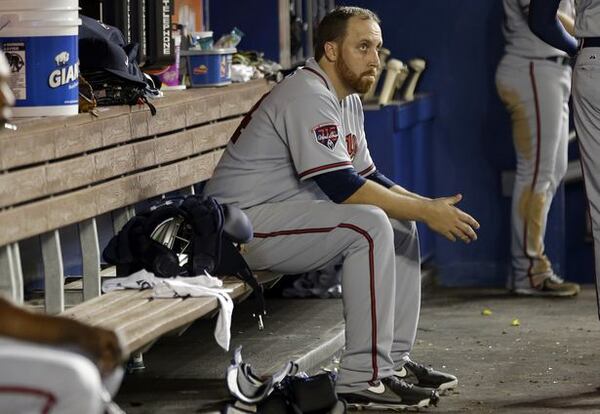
313;168;395;203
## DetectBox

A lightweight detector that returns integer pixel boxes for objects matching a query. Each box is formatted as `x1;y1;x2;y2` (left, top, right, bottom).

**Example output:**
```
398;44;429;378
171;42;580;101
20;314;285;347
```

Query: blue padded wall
339;0;592;286
209;0;281;63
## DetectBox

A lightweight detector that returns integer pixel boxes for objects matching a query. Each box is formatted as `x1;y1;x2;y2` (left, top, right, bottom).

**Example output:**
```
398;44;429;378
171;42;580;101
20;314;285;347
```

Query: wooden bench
61;272;280;355
0;79;274;355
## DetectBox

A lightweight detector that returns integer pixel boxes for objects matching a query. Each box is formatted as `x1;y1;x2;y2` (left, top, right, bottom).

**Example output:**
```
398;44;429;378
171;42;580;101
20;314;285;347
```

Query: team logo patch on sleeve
312;123;340;151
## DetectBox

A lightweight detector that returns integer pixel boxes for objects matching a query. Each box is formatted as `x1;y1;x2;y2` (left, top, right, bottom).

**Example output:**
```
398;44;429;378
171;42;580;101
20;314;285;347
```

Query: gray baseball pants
496;54;571;289
242;200;421;393
573;46;600;316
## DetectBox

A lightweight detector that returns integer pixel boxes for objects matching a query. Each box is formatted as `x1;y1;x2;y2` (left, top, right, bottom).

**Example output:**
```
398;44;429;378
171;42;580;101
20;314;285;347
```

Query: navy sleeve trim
358;163;376;177
367;170;396;189
313;168;367;203
298;161;353;180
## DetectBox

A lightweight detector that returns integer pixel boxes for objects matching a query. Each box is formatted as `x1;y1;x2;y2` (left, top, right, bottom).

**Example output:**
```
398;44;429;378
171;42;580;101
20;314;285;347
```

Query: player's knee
533;179;552;196
352;205;391;229
536;164;559;185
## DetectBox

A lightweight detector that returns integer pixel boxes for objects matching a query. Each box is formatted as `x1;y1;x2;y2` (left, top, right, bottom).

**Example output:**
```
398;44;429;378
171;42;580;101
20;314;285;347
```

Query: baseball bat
392;63;410;101
362;47;391;102
400;58;426;102
378;59;406;106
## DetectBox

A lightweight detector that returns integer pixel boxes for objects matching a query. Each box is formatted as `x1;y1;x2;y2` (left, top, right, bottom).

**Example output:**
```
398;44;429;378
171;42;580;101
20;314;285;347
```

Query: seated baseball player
0;51;126;414
204;6;479;410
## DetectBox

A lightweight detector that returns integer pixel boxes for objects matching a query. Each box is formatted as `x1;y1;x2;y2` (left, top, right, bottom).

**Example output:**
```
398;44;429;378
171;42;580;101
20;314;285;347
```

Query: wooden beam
41;230;64;314
0;151;223;246
0;80;270;170
79;218;101;300
0;118;239;208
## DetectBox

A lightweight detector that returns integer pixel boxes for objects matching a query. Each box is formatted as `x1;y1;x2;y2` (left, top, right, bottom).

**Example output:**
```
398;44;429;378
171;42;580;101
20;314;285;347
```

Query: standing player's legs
242;200;409;393
573;47;600;315
496;56;572;292
0;337;107;414
548;69;570;207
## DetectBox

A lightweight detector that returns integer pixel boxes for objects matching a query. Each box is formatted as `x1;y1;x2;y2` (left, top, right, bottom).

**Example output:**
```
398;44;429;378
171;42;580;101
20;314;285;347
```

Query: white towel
153;276;234;351
101;269;159;292
102;270;234;351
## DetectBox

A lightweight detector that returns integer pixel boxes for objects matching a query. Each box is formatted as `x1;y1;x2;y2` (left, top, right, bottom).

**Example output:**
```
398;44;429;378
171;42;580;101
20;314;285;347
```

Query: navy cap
79;15;146;87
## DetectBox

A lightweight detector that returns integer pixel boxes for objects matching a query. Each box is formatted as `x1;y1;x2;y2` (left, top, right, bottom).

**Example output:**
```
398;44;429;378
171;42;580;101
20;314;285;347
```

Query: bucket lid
0;13;80;28
0;0;78;10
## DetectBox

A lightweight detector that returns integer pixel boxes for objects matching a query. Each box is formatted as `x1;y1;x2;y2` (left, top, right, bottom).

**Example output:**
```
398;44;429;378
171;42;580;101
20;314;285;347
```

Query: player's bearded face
336;49;375;94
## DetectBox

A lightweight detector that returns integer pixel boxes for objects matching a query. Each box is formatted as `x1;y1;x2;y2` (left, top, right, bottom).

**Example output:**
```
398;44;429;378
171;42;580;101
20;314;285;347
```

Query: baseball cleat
513;274;580;297
339;377;437;411
394;360;458;392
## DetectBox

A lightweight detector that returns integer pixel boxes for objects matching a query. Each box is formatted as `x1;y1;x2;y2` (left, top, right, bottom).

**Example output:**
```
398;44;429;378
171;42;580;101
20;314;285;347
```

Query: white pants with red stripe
495;54;571;289
573;46;600;316
242;200;421;393
0;337;121;414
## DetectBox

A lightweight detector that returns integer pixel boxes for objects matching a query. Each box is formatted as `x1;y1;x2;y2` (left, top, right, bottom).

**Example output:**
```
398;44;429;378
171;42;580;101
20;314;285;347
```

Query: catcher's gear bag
103;194;266;328
224;346;346;414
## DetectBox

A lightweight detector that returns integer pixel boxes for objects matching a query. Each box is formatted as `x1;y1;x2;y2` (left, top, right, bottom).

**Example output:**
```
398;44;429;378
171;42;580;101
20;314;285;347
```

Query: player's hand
81;326;127;376
422;194;480;243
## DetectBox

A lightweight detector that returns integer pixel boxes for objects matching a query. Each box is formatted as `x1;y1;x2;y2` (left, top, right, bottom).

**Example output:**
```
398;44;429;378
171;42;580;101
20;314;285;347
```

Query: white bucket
0;0;80;117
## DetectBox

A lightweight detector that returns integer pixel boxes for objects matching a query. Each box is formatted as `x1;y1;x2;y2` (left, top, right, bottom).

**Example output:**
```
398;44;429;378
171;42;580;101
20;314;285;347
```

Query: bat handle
378;59;405;106
401;59;426;102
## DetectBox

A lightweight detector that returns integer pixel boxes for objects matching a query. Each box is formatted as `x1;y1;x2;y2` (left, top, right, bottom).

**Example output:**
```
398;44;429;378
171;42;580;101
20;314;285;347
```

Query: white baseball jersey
0;337;123;414
503;0;574;58
204;58;376;209
575;0;600;36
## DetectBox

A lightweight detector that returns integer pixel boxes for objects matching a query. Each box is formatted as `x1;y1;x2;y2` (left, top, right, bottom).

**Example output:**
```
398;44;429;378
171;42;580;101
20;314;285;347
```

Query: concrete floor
115;286;600;413
411;286;600;413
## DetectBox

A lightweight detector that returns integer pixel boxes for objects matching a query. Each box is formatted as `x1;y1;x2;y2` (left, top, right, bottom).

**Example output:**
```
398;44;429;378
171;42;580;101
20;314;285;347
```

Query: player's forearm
557;11;575;36
343;180;429;221
0;297;90;345
529;0;578;56
390;184;431;201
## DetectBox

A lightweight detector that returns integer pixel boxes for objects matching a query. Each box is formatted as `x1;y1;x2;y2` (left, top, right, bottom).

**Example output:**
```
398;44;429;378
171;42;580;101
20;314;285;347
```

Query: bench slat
0;81;270;171
0;245;16;301
90;293;171;327
61;289;151;320
123;297;220;353
0;150;224;246
79;218;101;300
10;243;24;304
99;296;187;331
41;230;64;314
0;118;239;209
